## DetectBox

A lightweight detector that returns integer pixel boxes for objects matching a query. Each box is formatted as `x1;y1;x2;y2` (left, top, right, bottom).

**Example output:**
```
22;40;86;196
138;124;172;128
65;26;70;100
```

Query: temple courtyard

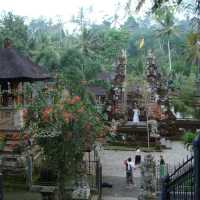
101;141;190;200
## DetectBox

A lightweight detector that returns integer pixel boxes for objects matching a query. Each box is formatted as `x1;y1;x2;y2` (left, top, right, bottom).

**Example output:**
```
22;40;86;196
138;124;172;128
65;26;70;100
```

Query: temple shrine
90;49;200;147
0;39;50;176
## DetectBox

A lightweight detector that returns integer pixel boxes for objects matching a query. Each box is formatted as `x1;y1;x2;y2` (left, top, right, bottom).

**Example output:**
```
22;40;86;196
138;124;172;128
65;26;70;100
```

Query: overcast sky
0;0;152;25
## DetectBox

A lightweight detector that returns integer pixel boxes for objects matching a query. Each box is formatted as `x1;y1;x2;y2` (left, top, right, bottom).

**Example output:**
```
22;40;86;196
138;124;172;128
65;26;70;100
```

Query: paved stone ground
102;176;140;200
100;141;190;177
100;141;190;200
103;197;138;200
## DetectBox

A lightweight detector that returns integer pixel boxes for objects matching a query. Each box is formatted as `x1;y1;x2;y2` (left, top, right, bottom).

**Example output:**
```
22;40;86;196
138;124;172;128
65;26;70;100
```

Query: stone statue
132;108;140;123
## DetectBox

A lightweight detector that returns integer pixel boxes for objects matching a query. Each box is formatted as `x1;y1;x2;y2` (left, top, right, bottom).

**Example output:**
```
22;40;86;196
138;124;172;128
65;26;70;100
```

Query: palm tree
136;0;200;13
155;7;178;72
72;8;103;80
186;32;200;66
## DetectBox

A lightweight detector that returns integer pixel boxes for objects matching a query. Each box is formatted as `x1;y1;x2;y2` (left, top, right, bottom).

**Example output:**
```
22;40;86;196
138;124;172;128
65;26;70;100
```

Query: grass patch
103;144;164;152
4;175;28;190
5;191;41;200
103;145;137;151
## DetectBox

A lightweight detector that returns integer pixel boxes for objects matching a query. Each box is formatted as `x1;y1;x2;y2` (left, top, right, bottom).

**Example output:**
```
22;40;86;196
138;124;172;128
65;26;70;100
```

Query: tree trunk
159;39;163;51
167;39;172;71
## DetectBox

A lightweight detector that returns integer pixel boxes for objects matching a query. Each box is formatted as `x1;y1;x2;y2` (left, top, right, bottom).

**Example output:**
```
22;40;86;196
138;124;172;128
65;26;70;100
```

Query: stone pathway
100;141;190;200
100;148;142;200
103;197;138;200
102;176;140;200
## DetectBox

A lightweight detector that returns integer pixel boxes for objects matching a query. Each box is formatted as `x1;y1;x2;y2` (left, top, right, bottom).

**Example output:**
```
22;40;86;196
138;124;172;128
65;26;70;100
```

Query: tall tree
0;12;28;53
154;6;178;71
186;32;200;68
135;0;200;12
28;18;66;71
72;8;103;79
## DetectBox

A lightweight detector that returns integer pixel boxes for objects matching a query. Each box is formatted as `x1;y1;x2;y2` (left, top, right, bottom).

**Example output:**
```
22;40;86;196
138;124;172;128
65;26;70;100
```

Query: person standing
124;157;135;185
160;155;165;177
135;149;141;165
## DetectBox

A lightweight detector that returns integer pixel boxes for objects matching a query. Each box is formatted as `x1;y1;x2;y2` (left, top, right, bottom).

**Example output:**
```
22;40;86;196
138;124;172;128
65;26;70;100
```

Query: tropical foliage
1;1;200;198
24;75;104;200
0;7;199;118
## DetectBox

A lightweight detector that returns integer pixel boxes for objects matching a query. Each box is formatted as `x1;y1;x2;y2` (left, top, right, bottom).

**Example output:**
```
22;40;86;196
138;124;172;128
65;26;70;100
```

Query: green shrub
182;131;196;145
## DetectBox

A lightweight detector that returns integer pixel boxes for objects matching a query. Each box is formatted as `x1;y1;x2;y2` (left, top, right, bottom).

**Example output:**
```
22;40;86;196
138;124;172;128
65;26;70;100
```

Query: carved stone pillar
138;154;156;200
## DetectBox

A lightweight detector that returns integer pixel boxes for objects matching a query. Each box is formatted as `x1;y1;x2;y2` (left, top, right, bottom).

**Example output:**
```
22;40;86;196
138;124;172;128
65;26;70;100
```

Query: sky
0;0;152;26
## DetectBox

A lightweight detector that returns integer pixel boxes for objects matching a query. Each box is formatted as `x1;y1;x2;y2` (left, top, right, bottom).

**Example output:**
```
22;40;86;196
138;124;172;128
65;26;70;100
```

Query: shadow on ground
102;176;140;199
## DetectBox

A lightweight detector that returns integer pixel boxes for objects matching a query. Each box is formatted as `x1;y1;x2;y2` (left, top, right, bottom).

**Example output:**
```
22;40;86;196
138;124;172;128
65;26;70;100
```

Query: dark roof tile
0;47;50;81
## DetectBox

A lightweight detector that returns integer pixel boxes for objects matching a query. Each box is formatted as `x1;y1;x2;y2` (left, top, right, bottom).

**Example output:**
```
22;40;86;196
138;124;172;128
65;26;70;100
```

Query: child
124;157;135;185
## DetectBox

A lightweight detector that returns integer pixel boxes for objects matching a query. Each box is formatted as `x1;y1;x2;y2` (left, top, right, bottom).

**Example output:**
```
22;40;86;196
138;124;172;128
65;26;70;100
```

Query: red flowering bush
25;75;104;200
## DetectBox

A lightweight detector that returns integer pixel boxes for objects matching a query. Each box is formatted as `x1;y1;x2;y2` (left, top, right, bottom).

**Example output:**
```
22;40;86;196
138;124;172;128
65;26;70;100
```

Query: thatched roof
0;44;50;82
88;86;107;96
97;71;113;82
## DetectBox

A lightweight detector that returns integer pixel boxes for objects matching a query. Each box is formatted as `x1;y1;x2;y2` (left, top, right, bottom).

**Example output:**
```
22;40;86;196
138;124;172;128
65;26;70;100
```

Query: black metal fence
155;163;174;192
85;160;102;192
161;134;200;200
84;150;102;197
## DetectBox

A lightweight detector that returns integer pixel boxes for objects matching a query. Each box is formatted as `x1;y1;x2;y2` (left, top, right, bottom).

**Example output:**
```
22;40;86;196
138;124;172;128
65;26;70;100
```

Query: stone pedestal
138;154;156;200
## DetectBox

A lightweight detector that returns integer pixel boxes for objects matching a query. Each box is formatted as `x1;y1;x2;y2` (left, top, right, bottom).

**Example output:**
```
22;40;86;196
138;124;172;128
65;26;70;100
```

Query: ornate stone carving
138;154;156;200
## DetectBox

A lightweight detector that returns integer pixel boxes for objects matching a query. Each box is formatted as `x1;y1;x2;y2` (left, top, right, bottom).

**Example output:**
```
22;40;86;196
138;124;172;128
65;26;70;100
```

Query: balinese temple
145;51;162;138
145;50;162;121
0;39;50;175
106;50;127;120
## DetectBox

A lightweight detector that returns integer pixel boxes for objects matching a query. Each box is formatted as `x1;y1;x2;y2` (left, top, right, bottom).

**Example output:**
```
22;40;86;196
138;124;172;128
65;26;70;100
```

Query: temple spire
106;49;127;121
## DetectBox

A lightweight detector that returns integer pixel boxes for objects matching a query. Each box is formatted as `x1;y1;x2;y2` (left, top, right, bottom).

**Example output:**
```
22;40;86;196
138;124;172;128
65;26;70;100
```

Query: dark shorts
126;171;133;183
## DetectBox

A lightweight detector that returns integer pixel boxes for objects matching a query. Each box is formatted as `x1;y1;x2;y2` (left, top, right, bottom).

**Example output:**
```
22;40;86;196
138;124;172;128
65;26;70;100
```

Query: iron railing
161;134;200;200
155;163;174;192
162;156;194;200
85;159;102;196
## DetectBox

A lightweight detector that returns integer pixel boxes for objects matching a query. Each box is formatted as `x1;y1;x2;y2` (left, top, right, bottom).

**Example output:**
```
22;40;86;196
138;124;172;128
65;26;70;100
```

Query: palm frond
185;32;200;65
136;0;146;12
125;0;132;16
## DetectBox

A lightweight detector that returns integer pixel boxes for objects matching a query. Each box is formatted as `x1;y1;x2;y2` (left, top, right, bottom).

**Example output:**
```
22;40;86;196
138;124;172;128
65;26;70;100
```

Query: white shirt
127;161;135;171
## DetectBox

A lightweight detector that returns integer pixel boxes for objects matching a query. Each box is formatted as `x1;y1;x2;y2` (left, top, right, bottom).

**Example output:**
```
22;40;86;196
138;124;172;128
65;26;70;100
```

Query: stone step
3;146;14;153
0;153;21;158
5;140;19;145
3;160;17;167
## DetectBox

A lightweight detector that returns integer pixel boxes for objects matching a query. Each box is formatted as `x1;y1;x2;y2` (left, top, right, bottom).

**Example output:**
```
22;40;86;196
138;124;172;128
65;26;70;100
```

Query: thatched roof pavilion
0;39;50;82
0;38;51;107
